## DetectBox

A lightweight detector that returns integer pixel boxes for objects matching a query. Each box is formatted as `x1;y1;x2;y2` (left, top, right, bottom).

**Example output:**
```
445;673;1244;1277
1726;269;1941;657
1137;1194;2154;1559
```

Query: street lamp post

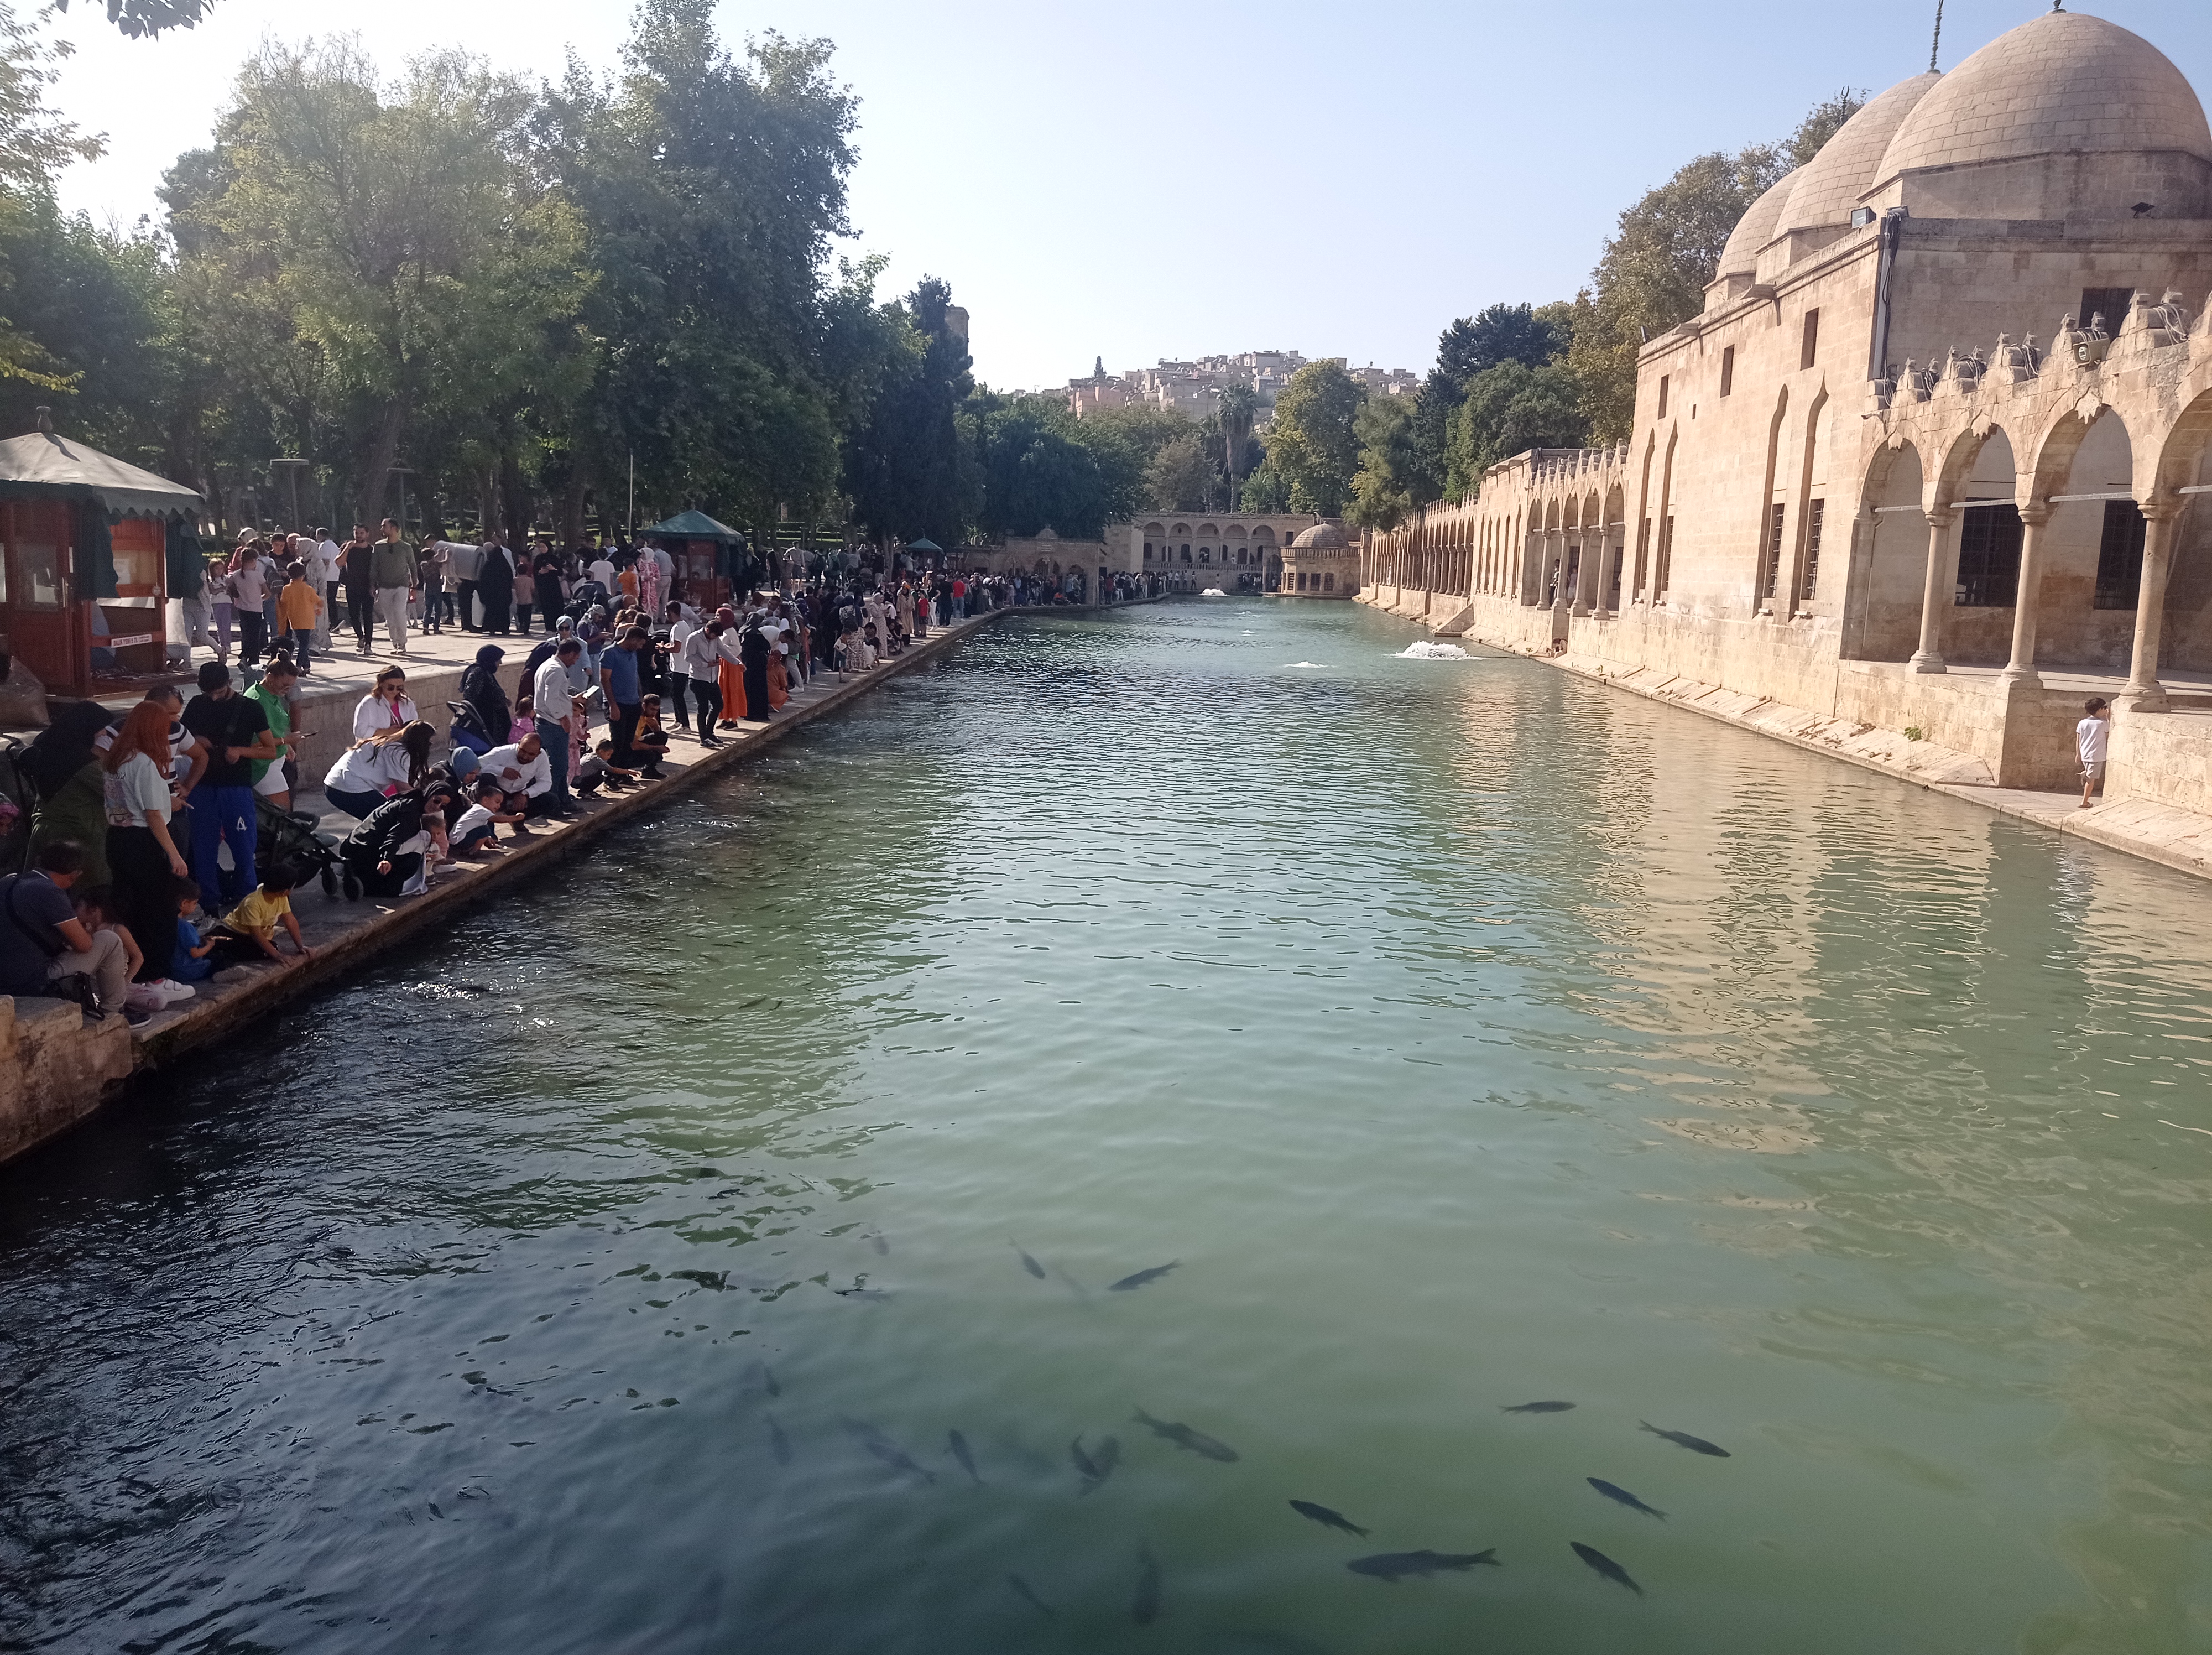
270;457;310;536
388;466;415;537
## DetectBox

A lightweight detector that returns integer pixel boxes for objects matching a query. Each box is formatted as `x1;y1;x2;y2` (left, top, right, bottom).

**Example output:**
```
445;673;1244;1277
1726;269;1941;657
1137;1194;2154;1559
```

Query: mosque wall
1361;9;2212;816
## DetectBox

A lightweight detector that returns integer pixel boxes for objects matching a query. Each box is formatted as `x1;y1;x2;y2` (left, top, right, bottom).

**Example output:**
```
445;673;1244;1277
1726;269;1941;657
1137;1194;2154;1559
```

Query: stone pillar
1997;502;2051;690
1908;507;1955;674
1590;533;1616;621
2119;506;2178;713
1568;538;1592;616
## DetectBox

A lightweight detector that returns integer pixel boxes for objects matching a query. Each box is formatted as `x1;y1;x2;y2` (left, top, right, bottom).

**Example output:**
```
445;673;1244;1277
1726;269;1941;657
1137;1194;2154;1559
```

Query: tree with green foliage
1347;397;1422;529
1239;464;1290;514
1443;360;1586;497
1265;360;1365;516
51;0;211;37
964;391;1144;538
1219;382;1256;499
1143;428;1221;513
170;38;590;523
534;2;862;540
0;4;103;395
1408;302;1577;504
1566;88;1865;441
844;276;974;547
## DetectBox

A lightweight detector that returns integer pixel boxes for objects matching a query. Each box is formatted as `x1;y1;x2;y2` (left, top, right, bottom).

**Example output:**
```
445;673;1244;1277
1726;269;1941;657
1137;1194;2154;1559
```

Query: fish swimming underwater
1077;1436;1119;1496
948;1430;983;1485
1571;1541;1643;1595
1345;1550;1499;1581
1501;1400;1575;1414
1639;1420;1730;1458
1132;1546;1162;1625
1288;1500;1370;1538
1587;1478;1665;1519
1005;1574;1054;1619
1132;1407;1239;1462
1011;1241;1047;1279
1109;1262;1180;1292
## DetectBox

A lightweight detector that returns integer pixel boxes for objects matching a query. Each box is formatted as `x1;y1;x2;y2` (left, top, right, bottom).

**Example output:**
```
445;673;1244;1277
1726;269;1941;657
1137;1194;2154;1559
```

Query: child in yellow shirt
208;868;315;967
276;563;324;674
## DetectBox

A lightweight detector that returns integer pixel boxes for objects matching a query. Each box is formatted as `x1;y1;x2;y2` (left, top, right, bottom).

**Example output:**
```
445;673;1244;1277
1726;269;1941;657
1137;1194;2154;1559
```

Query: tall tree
1347;396;1421;529
1444;360;1586;497
535;3;860;539
175;39;590;521
1265;360;1365;516
844;276;973;546
0;3;103;395
1219;382;1256;499
1567;88;1866;443
50;0;212;37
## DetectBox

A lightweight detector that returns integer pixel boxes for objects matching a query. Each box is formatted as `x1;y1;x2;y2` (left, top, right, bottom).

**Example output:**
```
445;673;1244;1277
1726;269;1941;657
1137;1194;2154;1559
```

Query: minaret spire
1929;0;1944;72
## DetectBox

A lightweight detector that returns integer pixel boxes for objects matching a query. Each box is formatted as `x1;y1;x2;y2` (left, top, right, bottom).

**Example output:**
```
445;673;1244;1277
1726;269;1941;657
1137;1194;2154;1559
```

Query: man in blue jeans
531;637;585;817
601;624;649;766
179;661;275;912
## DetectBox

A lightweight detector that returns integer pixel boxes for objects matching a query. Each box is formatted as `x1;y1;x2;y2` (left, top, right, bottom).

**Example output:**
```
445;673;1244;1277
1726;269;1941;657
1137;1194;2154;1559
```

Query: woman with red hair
102;699;190;986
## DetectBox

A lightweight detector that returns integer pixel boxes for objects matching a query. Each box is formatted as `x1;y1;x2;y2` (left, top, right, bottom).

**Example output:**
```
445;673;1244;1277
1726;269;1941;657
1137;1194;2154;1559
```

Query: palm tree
1220;383;1257;503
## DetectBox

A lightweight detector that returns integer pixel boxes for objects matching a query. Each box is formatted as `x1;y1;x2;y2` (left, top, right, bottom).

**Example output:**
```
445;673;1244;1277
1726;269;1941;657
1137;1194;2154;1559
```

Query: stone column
1996;502;2051;690
1908;507;1956;674
1590;533;1616;621
1569;538;1593;616
2119;506;2178;713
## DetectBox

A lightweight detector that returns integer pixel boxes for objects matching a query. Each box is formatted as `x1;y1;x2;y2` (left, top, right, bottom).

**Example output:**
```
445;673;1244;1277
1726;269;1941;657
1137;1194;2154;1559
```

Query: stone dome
1780;71;1941;227
1877;12;2212;181
1290;522;1347;550
1715;166;1800;278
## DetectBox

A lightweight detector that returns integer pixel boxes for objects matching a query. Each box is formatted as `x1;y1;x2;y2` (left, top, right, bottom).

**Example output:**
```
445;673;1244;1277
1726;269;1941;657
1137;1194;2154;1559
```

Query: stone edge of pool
0;605;1036;1168
1398;614;2212;883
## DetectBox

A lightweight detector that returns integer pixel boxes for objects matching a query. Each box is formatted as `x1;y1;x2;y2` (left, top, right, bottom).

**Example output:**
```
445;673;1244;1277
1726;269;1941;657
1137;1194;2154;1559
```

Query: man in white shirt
531;638;586;815
476;736;555;816
587;543;617;593
665;603;699;731
308;529;342;652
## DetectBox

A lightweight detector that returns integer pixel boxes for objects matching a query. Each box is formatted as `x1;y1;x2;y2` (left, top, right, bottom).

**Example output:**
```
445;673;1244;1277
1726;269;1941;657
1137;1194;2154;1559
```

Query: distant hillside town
1062;352;1417;424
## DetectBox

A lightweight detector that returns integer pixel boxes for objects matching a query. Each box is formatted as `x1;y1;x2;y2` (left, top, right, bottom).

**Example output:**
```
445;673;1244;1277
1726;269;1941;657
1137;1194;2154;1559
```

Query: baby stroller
564;580;611;621
447;700;494;757
255;793;357;901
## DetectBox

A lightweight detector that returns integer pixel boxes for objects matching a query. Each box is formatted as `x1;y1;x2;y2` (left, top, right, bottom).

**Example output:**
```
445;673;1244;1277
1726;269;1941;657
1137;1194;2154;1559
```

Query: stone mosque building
1359;8;2212;818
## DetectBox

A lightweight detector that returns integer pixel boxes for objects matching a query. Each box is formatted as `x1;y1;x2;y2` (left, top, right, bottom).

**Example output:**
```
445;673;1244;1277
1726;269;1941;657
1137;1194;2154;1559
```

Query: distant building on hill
1063;350;1411;425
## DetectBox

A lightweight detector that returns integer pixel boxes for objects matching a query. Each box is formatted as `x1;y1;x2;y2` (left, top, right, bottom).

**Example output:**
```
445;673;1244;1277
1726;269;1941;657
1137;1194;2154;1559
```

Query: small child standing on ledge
2078;696;2110;809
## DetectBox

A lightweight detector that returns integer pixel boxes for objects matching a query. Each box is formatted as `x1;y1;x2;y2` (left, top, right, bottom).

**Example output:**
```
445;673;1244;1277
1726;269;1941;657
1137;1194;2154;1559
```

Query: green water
4;600;2212;1654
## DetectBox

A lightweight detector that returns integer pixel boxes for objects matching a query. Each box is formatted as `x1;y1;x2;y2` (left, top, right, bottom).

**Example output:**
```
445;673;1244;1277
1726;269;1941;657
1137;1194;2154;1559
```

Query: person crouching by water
201;864;316;967
630;695;670;779
476;733;555;819
322;722;431;820
341;778;457;898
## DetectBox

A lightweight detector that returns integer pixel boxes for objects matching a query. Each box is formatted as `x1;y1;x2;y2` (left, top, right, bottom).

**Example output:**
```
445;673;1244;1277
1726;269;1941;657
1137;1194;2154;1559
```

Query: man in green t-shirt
245;657;304;812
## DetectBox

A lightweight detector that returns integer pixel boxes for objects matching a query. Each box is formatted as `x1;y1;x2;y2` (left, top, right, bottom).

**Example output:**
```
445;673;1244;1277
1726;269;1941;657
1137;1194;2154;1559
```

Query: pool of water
5;600;2212;1654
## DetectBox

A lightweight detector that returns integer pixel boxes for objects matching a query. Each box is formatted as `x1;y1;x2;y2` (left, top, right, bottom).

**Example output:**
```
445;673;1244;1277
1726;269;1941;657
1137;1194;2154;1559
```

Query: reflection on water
4;600;2212;1654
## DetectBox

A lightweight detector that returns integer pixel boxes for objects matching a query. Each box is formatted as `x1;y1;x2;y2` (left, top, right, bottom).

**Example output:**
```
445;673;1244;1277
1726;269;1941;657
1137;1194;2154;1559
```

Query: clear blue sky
43;0;2212;393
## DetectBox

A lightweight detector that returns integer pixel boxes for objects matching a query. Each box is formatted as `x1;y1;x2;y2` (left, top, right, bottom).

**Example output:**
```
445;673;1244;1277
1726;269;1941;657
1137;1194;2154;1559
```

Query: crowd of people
0;516;1168;1028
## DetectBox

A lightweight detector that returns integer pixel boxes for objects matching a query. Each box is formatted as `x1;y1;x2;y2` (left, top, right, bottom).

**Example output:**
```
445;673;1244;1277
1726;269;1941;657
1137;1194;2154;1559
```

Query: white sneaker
124;984;168;1014
152;978;197;1003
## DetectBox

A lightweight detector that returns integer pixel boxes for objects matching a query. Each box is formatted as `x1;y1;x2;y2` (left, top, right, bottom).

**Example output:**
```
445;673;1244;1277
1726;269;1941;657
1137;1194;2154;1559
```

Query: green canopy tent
0;413;202;694
638;509;747;612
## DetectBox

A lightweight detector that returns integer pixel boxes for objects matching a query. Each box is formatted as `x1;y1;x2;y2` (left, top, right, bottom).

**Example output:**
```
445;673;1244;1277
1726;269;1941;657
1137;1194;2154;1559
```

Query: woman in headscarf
342;776;457;898
24;699;121;886
459;644;509;751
